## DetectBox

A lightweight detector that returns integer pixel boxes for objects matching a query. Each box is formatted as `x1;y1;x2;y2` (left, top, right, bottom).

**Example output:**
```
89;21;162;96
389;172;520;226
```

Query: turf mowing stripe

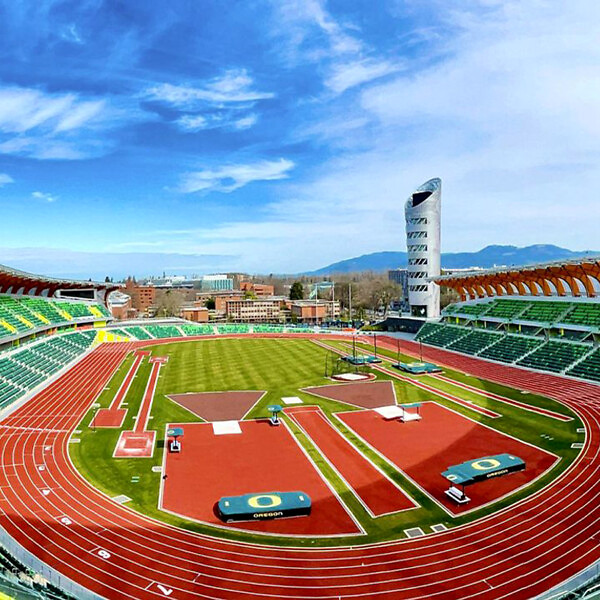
429;373;573;422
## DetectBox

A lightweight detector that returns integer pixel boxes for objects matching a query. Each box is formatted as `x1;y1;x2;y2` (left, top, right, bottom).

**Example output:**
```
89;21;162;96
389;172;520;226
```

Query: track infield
160;419;363;536
336;401;559;515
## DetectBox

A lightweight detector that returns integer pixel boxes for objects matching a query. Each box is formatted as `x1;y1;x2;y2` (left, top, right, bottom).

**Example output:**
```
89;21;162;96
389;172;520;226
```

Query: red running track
0;334;597;599
93;350;148;428
336;402;558;515
286;406;416;517
161;420;362;536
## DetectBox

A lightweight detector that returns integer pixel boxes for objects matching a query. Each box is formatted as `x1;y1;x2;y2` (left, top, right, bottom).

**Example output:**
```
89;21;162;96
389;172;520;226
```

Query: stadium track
0;333;598;599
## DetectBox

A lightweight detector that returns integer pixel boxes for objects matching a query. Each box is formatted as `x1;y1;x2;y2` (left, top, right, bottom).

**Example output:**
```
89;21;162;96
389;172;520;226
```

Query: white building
404;177;441;318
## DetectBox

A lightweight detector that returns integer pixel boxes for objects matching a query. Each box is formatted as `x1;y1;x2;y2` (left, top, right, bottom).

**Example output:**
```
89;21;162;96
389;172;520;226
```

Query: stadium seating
446;329;503;355
217;324;250;334
415;322;439;340
447;302;494;318
104;328;130;338
0;295;110;343
253;325;285;333
180;324;214;336
518;301;572;323
479;334;544;364
0;331;96;409
424;297;600;380
482;299;531;320
517;340;591;373
559;303;600;328
144;325;182;338
567;348;600;382
416;323;469;348
123;326;153;340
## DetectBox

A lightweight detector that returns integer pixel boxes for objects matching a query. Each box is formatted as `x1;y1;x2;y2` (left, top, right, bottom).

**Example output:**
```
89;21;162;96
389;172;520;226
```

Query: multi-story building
124;278;157;315
200;274;234;292
289;300;340;324
404;177;441;318
225;299;281;322
108;292;136;320
240;281;275;297
181;306;209;322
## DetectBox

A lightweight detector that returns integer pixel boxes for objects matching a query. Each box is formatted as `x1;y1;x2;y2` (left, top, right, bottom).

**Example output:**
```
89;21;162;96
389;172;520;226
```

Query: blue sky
0;0;598;279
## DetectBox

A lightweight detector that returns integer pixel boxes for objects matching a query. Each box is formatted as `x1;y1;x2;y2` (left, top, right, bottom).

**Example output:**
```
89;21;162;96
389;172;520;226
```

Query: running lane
0;335;596;600
286;406;416;517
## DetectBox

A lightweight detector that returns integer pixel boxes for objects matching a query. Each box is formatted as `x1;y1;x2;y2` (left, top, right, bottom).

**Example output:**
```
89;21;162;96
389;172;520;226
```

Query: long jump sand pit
336;402;558;515
161;420;362;536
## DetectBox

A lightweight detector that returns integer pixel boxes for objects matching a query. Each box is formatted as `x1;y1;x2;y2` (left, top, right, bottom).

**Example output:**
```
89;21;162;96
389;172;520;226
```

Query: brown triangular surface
302;381;396;409
167;391;265;422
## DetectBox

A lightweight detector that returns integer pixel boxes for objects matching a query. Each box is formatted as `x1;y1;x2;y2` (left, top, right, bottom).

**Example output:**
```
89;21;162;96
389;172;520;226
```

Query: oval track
0;334;598;599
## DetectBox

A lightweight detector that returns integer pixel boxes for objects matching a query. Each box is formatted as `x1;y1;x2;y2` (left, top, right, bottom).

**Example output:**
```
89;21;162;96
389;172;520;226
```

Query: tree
289;281;304;300
205;297;216;310
154;290;185;317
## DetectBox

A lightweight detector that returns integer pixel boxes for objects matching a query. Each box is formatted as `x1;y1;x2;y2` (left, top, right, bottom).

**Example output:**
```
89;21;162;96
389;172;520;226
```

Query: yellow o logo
247;494;282;509
471;458;501;471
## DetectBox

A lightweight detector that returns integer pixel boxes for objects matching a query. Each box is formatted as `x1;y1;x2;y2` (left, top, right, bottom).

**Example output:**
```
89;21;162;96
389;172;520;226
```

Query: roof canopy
432;256;600;300
0;263;121;298
442;454;525;486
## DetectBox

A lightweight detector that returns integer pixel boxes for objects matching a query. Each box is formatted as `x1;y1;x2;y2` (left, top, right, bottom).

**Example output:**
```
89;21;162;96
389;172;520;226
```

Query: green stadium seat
568;347;600;382
481;299;531;320
123;326;153;340
416;323;470;348
517;340;591;373
479;335;544;364
446;329;503;355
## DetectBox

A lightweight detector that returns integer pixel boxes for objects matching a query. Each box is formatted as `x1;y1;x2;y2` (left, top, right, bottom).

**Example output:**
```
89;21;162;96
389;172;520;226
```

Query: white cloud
147;69;268;134
231;113;258;130
0;173;14;187
0;84;141;160
152;1;600;271
61;23;83;44
272;0;363;61
31;191;57;203
176;114;210;132
175;111;258;133
178;159;295;194
145;69;273;107
325;59;404;94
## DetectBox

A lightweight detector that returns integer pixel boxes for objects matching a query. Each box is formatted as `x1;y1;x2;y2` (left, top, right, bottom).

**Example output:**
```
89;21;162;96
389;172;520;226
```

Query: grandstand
0;265;115;414
416;298;600;379
0;331;97;409
424;257;600;382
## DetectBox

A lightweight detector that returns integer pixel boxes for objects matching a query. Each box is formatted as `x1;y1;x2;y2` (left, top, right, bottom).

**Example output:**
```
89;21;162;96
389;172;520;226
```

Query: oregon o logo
247;494;282;509
471;458;501;471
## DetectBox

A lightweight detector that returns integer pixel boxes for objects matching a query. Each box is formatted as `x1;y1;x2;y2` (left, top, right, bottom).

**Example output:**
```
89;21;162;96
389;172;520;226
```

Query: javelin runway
0;334;598;599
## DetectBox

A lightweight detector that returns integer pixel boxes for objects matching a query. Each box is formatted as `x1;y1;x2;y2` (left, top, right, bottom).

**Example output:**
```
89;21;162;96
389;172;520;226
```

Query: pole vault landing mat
114;431;156;458
336;402;558;515
166;391;265;422
302;381;397;409
161;420;363;536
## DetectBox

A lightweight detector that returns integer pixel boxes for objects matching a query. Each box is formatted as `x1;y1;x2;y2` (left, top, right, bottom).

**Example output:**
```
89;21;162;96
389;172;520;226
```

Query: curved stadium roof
432;255;600;300
0;263;122;297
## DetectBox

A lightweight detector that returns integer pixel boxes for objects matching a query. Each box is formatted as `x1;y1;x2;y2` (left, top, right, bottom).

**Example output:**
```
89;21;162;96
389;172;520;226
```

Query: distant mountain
306;245;599;275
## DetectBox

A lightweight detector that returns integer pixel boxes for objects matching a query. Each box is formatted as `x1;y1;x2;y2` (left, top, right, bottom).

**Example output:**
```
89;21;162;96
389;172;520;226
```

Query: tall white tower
404;177;441;318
